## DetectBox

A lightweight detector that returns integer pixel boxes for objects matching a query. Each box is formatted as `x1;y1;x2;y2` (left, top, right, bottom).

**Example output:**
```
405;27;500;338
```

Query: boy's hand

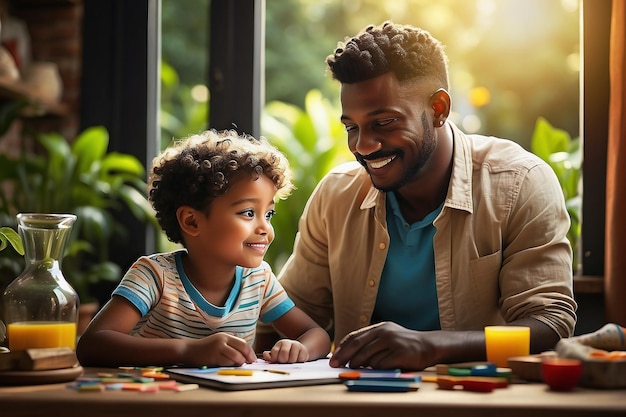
263;339;309;363
188;332;257;367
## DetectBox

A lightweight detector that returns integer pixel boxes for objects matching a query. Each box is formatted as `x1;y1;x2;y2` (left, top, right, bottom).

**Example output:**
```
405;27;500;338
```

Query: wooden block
435;361;492;375
0;347;77;371
507;354;554;381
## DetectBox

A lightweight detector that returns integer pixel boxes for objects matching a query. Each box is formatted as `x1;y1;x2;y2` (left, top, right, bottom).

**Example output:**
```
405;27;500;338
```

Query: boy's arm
255;322;281;352
76;296;185;367
268;307;331;361
77;296;256;367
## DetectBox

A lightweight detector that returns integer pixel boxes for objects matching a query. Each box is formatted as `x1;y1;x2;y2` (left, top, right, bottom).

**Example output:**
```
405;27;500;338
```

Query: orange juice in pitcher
7;321;77;351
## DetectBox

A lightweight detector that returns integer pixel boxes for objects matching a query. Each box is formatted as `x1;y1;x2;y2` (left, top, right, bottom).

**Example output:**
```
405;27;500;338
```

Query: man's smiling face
340;72;437;192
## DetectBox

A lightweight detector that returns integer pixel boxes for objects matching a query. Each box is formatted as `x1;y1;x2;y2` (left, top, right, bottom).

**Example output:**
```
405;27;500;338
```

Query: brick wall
7;0;83;141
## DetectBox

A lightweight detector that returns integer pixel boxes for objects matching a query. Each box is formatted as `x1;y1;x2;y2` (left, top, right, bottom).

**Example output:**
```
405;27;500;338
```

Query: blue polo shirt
371;192;442;330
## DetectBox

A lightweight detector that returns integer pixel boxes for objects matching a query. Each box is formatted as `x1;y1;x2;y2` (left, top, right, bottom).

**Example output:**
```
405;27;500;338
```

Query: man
257;21;576;370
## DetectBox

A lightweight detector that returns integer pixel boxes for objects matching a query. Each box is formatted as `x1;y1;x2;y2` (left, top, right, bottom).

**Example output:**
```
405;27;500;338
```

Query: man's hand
329;322;449;371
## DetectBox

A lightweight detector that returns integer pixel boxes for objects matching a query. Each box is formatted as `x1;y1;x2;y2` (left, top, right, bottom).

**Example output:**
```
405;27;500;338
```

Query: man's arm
328;317;559;371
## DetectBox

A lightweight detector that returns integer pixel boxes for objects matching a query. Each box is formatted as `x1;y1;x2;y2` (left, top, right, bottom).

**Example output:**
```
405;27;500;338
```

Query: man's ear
177;206;201;237
429;88;451;128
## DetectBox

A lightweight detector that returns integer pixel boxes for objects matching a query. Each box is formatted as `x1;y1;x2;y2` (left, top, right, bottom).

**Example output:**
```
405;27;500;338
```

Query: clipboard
165;358;343;391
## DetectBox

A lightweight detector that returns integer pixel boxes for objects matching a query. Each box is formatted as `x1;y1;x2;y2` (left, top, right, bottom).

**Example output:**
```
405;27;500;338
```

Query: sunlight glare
191;84;209;102
454;70;475;91
383;1;407;20
560;0;579;13
342;0;361;14
567;52;580;72
468;86;491;108
417;5;455;32
462;114;482;133
476;0;497;19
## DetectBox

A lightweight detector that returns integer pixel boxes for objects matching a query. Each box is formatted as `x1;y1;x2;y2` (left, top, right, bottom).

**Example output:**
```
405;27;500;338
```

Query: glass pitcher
2;213;79;351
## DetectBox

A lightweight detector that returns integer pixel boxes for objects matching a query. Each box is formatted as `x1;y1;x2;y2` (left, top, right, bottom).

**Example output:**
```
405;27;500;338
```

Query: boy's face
196;174;277;269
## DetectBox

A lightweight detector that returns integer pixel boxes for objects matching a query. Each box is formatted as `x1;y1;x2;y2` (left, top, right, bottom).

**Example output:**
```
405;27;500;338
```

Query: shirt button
368;280;375;287
378;242;386;250
360;315;368;323
404;223;410;229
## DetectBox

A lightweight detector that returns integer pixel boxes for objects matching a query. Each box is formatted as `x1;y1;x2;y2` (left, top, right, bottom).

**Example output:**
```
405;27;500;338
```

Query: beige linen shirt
266;123;577;346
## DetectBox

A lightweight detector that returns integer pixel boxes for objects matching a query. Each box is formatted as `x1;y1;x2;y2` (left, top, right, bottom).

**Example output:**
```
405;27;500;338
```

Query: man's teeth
369;156;395;169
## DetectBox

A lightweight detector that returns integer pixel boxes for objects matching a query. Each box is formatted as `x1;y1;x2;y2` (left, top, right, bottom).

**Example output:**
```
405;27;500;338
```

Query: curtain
605;0;626;326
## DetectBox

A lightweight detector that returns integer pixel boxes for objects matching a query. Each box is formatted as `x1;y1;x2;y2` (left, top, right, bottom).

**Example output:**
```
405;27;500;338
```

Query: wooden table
1;367;625;417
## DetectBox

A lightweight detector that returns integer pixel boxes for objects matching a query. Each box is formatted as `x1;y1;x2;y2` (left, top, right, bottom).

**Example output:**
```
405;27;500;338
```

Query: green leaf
74;206;113;243
530;117;581;271
118;185;155;224
85;261;122;284
261;90;352;271
72;126;109;175
37;132;74;211
161;61;180;89
531;117;571;162
0;227;24;255
101;152;145;179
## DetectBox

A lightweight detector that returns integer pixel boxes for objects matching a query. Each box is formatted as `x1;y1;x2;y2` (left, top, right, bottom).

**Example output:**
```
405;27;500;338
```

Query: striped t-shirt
112;250;294;346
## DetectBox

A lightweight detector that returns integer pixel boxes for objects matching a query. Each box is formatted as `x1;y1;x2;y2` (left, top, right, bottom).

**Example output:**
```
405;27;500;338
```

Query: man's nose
353;128;382;156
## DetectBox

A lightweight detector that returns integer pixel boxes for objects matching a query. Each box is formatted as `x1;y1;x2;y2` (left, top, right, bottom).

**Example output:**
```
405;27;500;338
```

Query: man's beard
359;113;436;192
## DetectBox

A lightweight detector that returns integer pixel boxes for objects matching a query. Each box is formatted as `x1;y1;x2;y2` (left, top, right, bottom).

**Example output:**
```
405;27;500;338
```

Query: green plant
0;126;157;302
160;61;208;150
261;89;353;270
530;117;582;272
0;227;23;255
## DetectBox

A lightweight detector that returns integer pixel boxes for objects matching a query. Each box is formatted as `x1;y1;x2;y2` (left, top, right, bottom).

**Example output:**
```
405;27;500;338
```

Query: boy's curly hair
148;129;294;244
326;21;449;89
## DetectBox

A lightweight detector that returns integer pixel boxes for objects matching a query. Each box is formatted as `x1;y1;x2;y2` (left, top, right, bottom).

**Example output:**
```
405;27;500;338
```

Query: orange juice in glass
484;326;530;367
7;321;77;351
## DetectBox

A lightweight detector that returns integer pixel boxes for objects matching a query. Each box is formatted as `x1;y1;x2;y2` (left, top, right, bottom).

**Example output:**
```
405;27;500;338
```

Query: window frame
80;0;607;293
579;0;609;279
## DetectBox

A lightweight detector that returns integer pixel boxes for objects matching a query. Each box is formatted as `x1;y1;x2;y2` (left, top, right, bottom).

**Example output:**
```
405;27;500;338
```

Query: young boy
76;129;330;367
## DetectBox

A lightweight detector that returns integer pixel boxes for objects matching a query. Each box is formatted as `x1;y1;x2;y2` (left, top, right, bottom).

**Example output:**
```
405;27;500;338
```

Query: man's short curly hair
148;129;294;244
326;21;449;89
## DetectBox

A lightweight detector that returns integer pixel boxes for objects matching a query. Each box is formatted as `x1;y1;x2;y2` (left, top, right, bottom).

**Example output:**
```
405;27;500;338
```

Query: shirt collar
446;122;474;214
360;122;474;214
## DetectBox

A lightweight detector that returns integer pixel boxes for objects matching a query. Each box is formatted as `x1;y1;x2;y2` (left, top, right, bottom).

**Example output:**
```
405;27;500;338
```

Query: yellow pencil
217;369;254;376
264;369;290;375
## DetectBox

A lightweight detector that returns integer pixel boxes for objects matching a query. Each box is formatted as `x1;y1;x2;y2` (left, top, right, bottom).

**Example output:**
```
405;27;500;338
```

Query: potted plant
0;125;157;325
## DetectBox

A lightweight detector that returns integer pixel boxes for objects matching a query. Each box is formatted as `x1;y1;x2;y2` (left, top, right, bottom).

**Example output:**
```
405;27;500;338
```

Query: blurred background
0;0;603;335
160;0;581;270
162;0;579;148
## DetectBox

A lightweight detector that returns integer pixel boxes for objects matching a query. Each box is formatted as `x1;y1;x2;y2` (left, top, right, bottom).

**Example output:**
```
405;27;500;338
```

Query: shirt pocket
467;250;503;323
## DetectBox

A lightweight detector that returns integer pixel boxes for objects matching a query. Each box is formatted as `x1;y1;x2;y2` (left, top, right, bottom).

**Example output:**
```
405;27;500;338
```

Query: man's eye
344;125;357;133
376;117;398;127
265;210;276;221
239;209;254;218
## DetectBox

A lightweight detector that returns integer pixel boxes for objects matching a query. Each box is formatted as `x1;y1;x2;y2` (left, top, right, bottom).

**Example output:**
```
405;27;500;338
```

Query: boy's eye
344;124;357;133
239;209;254;218
265;210;276;221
